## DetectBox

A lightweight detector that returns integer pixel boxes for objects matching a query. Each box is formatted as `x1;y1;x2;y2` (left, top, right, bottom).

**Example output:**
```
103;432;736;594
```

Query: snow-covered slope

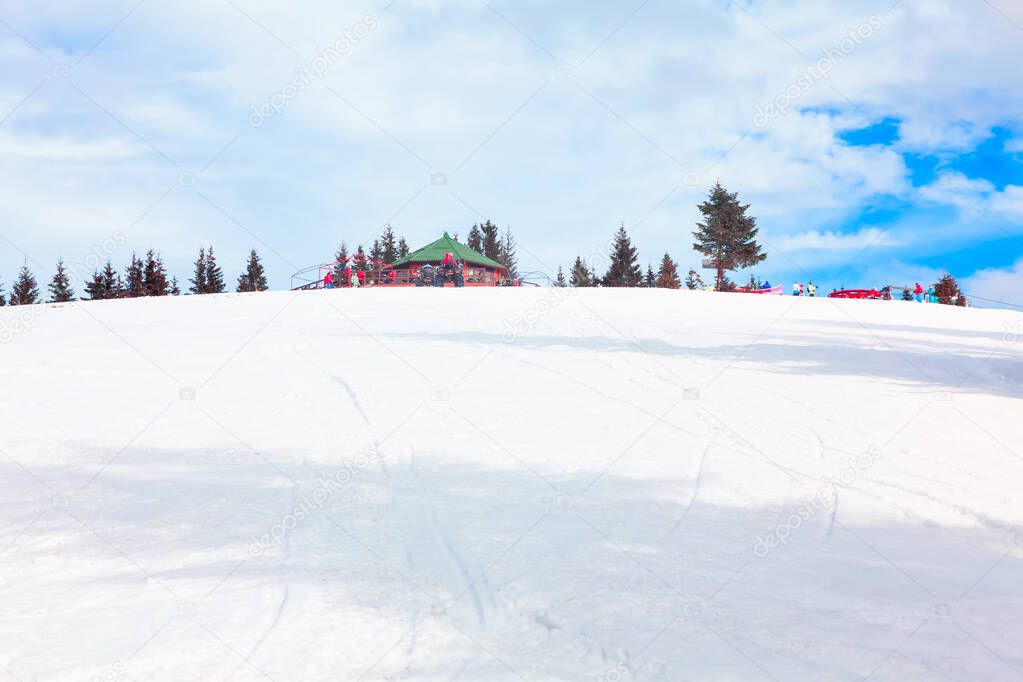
1;288;1021;681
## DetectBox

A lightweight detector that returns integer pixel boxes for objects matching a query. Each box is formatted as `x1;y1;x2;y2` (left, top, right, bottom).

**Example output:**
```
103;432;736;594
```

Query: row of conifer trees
0;247;269;306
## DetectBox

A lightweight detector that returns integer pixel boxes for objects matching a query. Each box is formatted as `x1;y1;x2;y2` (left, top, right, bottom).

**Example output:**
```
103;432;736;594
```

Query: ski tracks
663;433;714;541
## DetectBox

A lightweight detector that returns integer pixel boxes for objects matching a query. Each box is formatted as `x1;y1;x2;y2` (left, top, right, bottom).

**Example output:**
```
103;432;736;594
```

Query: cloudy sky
1;0;1022;303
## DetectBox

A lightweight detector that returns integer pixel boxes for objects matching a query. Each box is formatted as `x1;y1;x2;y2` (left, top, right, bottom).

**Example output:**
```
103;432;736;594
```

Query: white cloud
775;227;895;252
964;258;1023;309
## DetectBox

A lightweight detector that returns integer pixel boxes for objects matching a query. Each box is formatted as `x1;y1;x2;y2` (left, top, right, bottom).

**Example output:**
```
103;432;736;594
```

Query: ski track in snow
2;289;1022;680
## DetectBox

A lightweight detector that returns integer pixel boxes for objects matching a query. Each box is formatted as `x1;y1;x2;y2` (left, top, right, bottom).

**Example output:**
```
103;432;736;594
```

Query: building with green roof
390;232;510;286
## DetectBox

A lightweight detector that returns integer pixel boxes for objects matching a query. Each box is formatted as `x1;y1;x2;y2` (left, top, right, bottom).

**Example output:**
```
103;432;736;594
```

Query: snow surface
1;288;1022;681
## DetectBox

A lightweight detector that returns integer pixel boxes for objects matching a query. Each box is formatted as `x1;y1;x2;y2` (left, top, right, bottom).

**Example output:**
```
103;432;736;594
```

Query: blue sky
1;0;1022;305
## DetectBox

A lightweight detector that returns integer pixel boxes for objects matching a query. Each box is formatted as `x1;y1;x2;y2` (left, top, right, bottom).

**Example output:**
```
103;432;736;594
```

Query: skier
927;285;937;303
792;281;803;296
807;281;816;297
323;270;334;290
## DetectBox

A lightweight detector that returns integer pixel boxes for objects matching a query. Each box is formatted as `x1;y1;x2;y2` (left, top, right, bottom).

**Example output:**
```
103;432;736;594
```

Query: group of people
323;265;365;289
790;281;817;296
912;283;937;303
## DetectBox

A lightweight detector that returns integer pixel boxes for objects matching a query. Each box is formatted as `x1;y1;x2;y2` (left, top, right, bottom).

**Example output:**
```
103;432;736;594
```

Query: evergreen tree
205;247;226;293
685;269;705;290
555;266;567;287
933;273;967;307
693;182;766;289
370;238;383;264
48;258;75;302
354;244;368;272
901;286;914;301
86;260;121;300
170;276;181;296
335;241;349;265
398;236;410;258
644;264;656;288
569;256;594;287
602;223;643;287
0;277;5;306
498;226;518;279
123;253;145;298
237;249;269;292
189;247;208;294
481;220;500;261
380;225;398;263
9;264;39;306
467;224;483;253
143;250;169;296
656;253;681;289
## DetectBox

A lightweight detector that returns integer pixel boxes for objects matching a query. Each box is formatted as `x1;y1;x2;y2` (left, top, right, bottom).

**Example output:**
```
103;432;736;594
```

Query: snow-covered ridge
1;288;1021;680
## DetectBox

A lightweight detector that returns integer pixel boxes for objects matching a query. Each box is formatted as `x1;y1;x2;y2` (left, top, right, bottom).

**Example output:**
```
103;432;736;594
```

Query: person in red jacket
323;270;334;289
914;282;924;302
442;251;455;268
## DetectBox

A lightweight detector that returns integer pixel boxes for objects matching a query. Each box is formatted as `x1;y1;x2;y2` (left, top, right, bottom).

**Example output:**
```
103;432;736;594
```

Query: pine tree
644;265;656;288
498;226;518;279
124;253;145;298
685;269;704;290
693;182;766;290
380;225;398;263
204;247;226;293
86;260;121;300
933;273;967;307
143;250;169;296
603;223;643;287
555;266;567;287
570;256;594;287
10;264;39;306
189;247;208;294
335;241;349;265
237;249;269;292
370;238;383;264
481;220;500;261
170;276;181;296
467;224;483;253
901;286;914;301
0;277;5;306
398;236;410;258
48;258;75;302
354;244;368;272
656;253;681;289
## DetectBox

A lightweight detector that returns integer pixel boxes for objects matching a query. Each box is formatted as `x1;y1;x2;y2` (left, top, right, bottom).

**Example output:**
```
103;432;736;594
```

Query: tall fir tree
143;250;169;296
124;253;145;298
602;223;643;287
370;238;384;263
685;269;705;290
335;241;349;265
569;256;594;287
169;276;181;296
237;249;269;292
555;266;567;287
10;264;39;306
398;236;410;258
656;253;681;289
189;247;208;294
693;182;766;289
933;273;967;307
480;220;500;261
498;226;518;279
354;244;368;272
380;225;398;263
205;247;226;293
467;224;483;253
48;258;75;302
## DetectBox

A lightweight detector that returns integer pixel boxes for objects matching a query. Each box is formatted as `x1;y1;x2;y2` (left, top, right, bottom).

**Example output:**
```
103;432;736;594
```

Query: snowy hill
1;288;1021;681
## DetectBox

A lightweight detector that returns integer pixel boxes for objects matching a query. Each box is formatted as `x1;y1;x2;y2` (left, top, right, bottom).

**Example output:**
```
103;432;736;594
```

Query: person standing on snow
807;281;816;297
927;285;937;303
323;270;334;290
792;281;803;296
914;283;924;302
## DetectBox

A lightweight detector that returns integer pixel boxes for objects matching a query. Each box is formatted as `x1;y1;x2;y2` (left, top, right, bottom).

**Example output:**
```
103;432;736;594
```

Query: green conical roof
391;232;506;269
